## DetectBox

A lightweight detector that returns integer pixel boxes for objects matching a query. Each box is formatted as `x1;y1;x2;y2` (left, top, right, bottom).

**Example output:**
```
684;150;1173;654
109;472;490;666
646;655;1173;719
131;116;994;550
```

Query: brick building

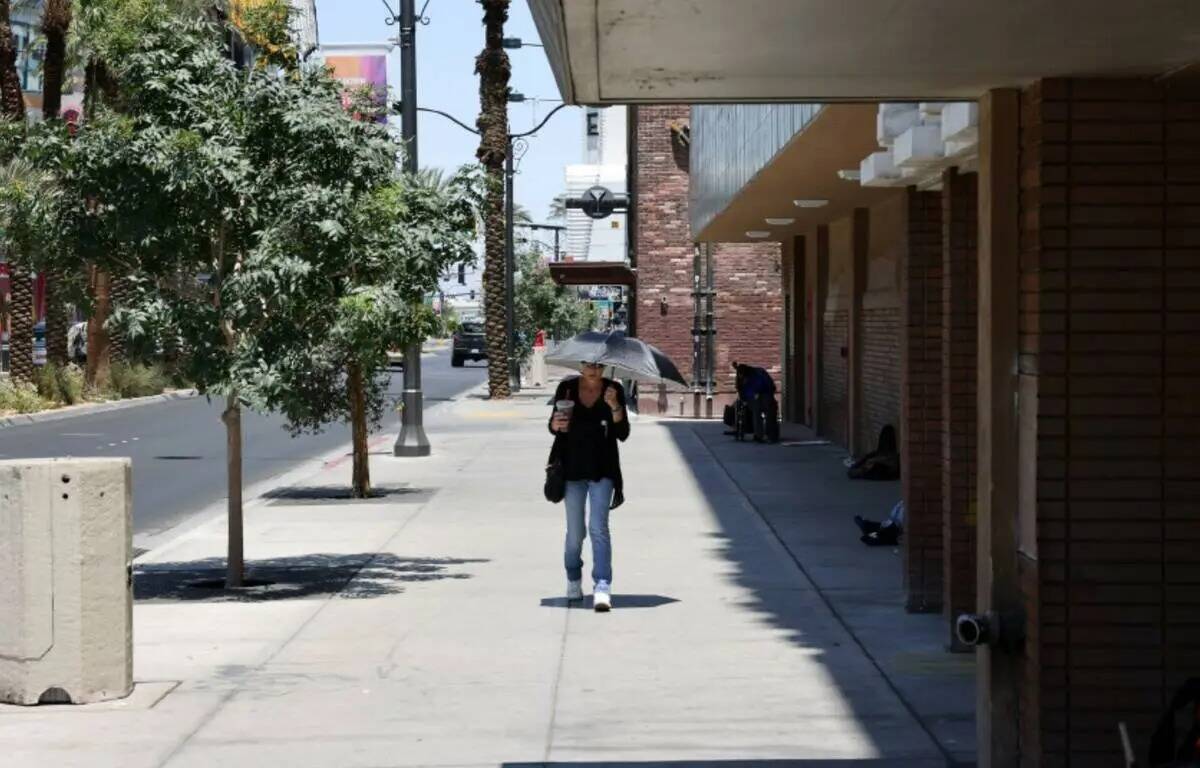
628;105;782;417
531;2;1200;767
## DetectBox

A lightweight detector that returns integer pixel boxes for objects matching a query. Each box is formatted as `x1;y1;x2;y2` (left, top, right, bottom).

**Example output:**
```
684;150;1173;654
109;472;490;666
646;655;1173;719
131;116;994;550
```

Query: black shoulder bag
545;436;566;503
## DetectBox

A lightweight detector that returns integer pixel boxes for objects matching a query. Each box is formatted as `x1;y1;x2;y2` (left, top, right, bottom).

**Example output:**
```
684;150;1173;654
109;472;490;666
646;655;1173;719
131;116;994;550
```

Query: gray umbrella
545;331;688;386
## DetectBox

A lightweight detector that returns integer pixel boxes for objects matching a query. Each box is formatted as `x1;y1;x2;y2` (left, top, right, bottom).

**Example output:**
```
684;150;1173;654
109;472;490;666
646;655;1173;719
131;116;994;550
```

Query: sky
315;0;582;229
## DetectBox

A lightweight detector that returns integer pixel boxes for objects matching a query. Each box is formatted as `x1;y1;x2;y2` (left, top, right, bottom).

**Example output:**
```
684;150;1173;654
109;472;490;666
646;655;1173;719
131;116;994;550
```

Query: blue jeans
564;478;614;587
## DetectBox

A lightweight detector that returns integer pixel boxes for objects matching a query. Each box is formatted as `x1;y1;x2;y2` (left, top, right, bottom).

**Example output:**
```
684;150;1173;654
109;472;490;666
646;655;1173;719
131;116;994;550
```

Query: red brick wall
862;307;901;450
631;106;782;416
1018;77;1200;767
942;168;979;644
821;308;849;446
714;241;784;407
633;104;696;409
901;187;945;613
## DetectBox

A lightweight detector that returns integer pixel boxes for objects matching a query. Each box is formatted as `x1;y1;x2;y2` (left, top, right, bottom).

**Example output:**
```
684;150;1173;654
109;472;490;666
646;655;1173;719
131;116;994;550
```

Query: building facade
530;2;1200;766
628;105;782;417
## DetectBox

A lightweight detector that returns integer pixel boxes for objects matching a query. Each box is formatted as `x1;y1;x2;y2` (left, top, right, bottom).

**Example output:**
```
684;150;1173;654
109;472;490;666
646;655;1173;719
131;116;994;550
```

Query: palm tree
5;264;33;381
475;0;511;399
40;0;73;366
0;0;25;122
0;158;48;384
414;166;450;192
41;0;72;121
548;193;567;222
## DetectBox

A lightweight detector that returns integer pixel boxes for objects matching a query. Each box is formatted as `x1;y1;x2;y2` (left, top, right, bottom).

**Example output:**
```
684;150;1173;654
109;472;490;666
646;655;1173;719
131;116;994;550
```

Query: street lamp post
505;137;518;392
391;0;431;457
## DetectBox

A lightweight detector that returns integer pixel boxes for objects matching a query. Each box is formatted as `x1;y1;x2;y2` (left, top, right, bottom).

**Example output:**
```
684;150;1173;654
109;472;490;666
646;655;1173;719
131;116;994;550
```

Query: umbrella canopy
546;331;688;386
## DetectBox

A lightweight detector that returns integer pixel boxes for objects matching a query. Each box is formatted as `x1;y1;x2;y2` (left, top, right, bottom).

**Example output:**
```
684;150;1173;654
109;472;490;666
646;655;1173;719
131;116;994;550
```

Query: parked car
451;321;486;367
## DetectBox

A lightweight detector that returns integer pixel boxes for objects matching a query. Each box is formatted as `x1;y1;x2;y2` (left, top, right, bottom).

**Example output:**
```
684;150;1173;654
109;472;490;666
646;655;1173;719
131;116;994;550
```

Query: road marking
61;433;103;438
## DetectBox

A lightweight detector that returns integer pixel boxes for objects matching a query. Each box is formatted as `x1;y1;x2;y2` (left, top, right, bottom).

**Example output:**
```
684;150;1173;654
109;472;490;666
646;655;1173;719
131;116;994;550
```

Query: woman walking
548;362;629;612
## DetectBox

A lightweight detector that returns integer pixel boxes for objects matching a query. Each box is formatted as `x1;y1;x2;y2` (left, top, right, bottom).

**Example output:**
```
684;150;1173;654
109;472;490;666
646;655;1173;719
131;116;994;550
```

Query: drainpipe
692;244;703;416
704;243;715;416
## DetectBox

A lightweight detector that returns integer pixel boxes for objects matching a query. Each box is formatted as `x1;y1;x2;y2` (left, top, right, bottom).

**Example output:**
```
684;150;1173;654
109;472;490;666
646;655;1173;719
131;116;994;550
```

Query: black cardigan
547;377;630;508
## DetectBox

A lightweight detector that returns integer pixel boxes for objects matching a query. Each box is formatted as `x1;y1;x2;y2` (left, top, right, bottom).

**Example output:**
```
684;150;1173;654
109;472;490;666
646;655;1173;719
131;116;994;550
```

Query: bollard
0;458;133;705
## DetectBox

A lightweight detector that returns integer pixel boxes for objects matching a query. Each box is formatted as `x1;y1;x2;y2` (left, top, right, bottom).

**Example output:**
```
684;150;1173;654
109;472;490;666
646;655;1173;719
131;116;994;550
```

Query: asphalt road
0;348;488;540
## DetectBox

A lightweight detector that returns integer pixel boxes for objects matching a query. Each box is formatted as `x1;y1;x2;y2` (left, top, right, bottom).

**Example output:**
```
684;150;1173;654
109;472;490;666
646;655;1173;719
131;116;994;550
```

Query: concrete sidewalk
1;381;971;768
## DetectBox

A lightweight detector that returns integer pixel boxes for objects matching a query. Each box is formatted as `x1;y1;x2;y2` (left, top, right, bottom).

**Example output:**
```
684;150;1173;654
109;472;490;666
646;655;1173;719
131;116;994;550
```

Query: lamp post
387;0;431;457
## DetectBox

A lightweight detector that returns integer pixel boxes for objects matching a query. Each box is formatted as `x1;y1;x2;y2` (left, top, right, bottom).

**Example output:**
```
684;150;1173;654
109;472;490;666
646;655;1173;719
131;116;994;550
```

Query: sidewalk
0;380;973;768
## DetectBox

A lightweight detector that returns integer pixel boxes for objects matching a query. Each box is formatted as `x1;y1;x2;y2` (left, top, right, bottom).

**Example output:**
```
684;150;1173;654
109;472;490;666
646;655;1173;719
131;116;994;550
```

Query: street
0;347;487;540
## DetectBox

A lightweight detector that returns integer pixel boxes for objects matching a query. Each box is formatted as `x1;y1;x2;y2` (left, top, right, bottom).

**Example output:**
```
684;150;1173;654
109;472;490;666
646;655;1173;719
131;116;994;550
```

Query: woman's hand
551;412;571;433
605;386;624;422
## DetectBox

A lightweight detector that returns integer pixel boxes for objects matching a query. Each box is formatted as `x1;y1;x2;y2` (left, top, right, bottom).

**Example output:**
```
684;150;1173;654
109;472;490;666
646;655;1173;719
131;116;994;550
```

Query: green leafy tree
5;15;406;586
263;171;479;498
512;249;595;363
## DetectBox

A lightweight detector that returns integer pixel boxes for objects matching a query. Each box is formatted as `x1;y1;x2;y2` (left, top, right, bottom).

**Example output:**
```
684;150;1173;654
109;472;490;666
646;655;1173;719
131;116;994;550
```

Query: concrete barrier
523;347;548;387
0;458;133;705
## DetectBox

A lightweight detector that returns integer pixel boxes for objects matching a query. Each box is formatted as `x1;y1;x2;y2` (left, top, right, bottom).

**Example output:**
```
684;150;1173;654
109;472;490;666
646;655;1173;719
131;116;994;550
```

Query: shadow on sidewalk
540;594;680;610
657;420;972;767
505;760;944;767
134;553;488;603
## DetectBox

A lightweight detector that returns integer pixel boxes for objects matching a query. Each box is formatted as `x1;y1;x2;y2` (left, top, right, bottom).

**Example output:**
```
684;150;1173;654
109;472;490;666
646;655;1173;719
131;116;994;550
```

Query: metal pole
505;137;519;392
394;0;431;457
553;227;560;262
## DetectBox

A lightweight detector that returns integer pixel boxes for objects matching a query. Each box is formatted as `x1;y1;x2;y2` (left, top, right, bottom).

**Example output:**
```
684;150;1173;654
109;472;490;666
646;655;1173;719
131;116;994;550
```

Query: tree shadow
134;553;488;603
539;594;680;610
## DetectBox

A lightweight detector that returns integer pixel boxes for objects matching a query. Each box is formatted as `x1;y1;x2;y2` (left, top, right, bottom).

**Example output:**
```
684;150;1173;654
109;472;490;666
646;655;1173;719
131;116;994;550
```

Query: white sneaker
593;584;611;613
566;580;584;601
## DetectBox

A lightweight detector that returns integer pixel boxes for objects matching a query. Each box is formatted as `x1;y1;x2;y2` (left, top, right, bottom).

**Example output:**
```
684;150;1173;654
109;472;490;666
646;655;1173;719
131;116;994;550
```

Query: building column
901;187;945;613
942;167;980;647
976;88;1022;768
811;225;829;434
1006;76;1200;768
849;208;868;454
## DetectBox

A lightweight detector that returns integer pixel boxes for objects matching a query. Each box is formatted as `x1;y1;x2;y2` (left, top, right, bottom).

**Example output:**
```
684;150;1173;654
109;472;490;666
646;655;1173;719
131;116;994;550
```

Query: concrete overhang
549;261;637;287
528;0;1200;104
695;105;897;244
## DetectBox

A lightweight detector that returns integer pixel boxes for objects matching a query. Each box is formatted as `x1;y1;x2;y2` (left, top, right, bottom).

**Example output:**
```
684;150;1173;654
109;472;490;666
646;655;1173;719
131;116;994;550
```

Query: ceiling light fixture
836;169;861;181
792;199;829;208
764;217;795;226
745;230;771;239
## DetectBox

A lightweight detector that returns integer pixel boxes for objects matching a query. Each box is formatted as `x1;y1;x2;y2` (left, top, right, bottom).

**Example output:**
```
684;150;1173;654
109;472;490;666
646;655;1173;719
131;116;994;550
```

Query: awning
695;104;897;243
549;261;636;287
528;0;1200;104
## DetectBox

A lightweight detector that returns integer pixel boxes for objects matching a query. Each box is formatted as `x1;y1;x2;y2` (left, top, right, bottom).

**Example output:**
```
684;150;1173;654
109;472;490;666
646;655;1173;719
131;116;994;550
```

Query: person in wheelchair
729;361;778;443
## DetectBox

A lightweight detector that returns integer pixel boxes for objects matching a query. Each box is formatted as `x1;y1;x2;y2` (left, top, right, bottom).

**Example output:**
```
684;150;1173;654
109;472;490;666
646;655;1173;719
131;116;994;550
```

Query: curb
0;389;200;430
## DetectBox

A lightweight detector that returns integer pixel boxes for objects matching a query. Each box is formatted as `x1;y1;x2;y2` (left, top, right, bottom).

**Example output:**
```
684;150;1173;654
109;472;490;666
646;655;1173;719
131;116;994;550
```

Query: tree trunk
222;394;245;588
7;265;33;383
348;362;371;499
44;270;69;366
0;0;26;123
40;0;71;121
109;275;131;363
86;267;112;388
476;0;512;399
